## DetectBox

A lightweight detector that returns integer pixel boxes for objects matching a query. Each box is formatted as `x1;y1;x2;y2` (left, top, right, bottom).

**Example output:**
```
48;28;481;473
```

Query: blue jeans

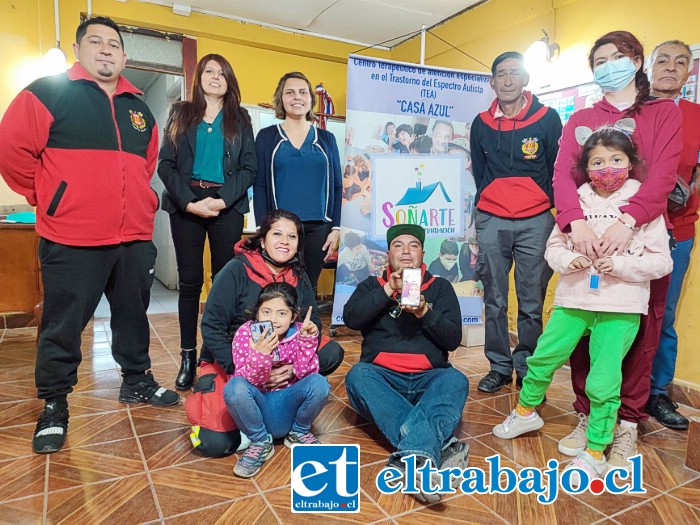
345;363;469;465
224;374;330;442
651;238;695;396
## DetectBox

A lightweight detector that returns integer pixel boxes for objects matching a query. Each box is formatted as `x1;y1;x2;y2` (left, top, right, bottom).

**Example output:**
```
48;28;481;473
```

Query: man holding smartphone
343;224;469;504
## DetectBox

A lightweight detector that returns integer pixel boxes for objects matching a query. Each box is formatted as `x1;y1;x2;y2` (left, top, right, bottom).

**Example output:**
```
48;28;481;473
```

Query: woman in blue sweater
254;71;343;293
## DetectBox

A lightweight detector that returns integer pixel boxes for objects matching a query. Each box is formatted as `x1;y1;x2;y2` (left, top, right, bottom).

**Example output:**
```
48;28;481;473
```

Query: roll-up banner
332;55;495;326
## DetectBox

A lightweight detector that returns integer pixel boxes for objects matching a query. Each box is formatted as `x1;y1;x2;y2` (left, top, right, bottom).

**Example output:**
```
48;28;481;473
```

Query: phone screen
250;321;273;343
400;268;421;307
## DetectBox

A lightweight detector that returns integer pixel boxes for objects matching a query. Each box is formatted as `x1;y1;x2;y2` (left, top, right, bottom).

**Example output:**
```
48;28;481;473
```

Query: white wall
144;72;182;289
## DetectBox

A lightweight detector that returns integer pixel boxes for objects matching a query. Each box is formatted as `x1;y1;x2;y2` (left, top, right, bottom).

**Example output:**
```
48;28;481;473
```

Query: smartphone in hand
400;267;421;307
250;321;274;343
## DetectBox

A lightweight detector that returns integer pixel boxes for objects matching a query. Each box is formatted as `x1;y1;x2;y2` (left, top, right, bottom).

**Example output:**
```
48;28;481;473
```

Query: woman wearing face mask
552;31;681;474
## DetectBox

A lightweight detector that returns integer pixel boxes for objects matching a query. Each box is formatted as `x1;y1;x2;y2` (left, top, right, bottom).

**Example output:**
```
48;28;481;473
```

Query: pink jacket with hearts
231;321;319;391
545;179;673;315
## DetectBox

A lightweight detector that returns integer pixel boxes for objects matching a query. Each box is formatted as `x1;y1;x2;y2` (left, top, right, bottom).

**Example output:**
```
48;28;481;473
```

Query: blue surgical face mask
593;56;638;92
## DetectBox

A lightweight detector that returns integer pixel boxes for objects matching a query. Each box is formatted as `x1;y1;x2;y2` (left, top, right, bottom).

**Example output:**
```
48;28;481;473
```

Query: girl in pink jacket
492;127;672;485
224;282;330;478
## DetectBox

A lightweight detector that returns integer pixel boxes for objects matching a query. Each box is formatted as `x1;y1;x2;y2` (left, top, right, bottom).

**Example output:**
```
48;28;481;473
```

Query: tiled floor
1;311;700;524
94;280;179;318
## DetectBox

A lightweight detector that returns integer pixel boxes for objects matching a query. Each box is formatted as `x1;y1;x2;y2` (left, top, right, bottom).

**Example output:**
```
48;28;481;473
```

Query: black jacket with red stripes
470;91;562;219
0;63;158;246
343;267;462;372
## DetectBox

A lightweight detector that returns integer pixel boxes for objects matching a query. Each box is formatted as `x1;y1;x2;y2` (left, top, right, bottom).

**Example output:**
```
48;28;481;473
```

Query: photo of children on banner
428;239;460;283
430;120;454;154
342;154;371;203
342;163;362;201
224;282;330;478
393;123;415;153
410;135;433;154
381;121;396;146
492;124;673;484
448;137;473;176
336;231;376;284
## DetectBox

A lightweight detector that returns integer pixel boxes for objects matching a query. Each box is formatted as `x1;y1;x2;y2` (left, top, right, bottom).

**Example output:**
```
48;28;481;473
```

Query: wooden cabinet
0;223;42;329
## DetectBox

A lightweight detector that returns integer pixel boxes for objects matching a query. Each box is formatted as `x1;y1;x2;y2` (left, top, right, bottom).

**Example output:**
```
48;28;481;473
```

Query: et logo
290;444;360;513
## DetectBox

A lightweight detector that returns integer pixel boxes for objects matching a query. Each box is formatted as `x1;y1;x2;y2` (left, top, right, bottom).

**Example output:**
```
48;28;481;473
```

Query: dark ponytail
627;68;650;117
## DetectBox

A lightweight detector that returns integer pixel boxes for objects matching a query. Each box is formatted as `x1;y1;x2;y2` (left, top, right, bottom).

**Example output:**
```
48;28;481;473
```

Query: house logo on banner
331;54;494;326
373;156;463;239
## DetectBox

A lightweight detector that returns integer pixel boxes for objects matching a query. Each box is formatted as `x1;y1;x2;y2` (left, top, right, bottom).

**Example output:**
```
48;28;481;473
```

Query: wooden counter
0;223;42;329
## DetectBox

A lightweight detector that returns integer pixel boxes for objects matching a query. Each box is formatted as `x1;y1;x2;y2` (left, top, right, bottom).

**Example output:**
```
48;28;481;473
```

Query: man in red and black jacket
0;17;179;455
470;51;563;394
344;224;469;504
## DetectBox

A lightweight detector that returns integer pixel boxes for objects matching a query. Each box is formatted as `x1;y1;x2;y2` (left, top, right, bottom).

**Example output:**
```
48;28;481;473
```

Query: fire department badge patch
521;137;539;159
129;110;147;132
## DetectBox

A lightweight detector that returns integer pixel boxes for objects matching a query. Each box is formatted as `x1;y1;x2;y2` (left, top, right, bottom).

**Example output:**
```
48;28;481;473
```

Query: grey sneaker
233;435;274;478
558;412;588;456
284;431;321;448
493;409;544;439
440;440;470;489
388;455;442;504
607;424;638;471
562;450;608;489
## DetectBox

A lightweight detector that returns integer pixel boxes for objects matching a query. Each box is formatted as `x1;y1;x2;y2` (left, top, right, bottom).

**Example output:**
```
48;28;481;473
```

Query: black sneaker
119;372;180;406
33;401;69;454
646;394;689;430
478;371;513;393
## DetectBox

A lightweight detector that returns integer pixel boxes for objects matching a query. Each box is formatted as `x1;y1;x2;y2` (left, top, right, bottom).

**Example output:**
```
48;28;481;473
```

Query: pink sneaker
562;450;607;489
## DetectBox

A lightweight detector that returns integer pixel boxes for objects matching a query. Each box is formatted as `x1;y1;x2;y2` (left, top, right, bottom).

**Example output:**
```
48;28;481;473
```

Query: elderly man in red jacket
646;40;700;429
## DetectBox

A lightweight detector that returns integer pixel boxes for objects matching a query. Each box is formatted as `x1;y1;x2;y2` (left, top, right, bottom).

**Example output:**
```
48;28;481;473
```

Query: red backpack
185;361;241;457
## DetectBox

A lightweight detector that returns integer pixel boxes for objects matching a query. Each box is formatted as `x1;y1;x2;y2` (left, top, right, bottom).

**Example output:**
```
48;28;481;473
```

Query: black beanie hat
491;51;524;75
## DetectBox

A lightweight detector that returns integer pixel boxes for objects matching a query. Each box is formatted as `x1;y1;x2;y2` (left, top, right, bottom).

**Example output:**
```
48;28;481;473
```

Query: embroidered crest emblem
521;137;539;159
129;110;147;132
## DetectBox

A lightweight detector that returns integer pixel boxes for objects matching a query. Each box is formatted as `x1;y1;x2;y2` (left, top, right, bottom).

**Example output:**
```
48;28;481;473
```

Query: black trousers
36;239;157;400
169;198;244;350
317;339;344;376
302;221;333;295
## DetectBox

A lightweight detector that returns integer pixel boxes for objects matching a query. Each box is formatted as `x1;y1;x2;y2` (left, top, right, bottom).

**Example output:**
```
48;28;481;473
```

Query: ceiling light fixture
525;29;560;74
44;0;67;75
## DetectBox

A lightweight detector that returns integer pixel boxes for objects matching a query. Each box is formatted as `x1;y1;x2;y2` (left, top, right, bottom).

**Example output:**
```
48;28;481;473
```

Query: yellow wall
392;0;700;388
0;0;387;205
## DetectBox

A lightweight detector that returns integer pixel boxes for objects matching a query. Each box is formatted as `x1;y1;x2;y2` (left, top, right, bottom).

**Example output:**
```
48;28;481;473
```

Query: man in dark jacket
0;17;179;455
344;224;469;504
470;51;563;393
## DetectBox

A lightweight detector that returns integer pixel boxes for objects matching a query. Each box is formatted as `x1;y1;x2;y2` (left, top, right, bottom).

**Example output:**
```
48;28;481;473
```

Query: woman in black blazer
158;54;256;390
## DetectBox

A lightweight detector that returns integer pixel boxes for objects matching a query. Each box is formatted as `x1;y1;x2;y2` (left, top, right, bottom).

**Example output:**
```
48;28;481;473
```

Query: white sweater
546;180;673;315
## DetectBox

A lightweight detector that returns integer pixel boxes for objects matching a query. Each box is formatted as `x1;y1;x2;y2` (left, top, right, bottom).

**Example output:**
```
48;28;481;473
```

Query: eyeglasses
389;294;402;319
